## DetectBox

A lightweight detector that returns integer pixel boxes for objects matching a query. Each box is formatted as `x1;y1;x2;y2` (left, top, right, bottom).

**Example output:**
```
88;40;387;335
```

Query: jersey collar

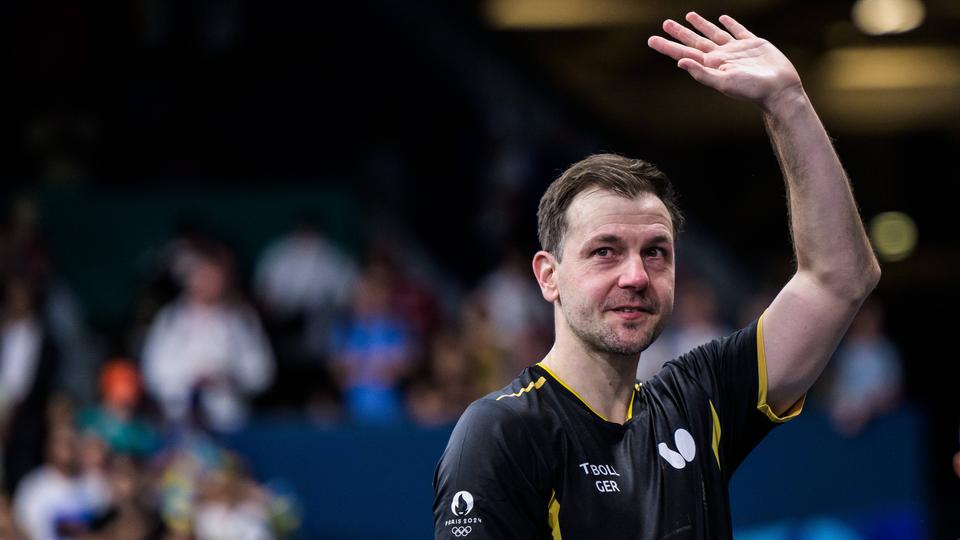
534;362;638;425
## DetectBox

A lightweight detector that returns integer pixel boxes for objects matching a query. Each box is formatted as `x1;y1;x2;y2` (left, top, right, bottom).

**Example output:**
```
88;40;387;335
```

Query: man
142;246;275;432
433;11;880;540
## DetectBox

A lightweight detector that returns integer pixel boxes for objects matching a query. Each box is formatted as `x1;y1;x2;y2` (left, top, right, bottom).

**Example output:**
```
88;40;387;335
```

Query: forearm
647;13;882;410
763;89;880;299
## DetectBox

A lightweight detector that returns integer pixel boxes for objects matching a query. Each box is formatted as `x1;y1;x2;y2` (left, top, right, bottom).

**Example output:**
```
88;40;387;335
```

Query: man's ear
532;250;560;303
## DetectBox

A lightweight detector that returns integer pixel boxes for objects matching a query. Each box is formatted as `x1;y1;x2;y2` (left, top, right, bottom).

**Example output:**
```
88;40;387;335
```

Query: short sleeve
662;314;805;473
433;399;551;539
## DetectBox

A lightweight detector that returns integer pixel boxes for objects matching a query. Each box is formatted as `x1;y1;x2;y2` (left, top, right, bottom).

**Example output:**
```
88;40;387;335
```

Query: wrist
761;84;808;117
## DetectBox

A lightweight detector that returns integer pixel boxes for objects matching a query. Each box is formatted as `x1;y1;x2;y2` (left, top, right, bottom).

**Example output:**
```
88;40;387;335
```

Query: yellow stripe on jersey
537;362;636;423
495;376;546;401
709;400;721;470
756;312;806;423
537;363;610;422
548;489;562;540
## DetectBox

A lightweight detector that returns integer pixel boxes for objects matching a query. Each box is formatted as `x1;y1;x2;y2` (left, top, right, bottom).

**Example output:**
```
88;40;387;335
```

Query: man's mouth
608;305;654;319
609;304;654;313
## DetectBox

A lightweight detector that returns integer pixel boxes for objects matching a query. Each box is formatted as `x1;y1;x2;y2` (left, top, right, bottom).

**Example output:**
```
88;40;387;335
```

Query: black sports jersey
433;316;804;539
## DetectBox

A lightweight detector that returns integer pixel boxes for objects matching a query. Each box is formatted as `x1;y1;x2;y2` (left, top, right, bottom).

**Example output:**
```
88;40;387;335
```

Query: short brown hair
537;153;684;258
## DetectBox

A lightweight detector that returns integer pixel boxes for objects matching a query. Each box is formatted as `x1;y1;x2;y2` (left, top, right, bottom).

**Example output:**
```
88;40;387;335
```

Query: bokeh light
852;0;926;35
870;211;918;262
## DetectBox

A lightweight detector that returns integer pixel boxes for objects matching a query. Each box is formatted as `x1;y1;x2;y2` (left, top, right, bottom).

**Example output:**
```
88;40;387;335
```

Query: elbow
846;260;882;302
808;259;881;303
856;255;882;298
865;260;882;292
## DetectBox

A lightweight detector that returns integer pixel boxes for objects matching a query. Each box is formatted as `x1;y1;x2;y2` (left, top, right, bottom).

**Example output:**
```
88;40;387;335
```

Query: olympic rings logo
451;526;473;537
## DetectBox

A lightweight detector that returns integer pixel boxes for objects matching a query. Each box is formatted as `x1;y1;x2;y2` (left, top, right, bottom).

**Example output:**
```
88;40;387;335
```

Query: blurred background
1;0;957;538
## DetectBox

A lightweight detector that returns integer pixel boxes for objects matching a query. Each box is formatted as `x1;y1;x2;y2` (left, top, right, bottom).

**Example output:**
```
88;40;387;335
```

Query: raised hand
647;12;803;112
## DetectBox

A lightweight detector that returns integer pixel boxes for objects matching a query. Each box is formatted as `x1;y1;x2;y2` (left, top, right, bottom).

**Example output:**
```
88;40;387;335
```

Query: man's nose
618;255;650;290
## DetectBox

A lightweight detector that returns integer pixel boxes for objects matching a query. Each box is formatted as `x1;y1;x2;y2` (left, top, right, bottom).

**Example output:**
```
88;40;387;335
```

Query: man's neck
540;328;639;425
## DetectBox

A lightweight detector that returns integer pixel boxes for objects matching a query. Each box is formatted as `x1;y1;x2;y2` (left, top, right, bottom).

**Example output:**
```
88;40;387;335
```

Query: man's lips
607;304;654;313
606;304;655;319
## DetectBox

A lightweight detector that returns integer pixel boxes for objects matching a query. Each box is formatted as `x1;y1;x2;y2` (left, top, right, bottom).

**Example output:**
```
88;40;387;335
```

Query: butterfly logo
658;428;696;469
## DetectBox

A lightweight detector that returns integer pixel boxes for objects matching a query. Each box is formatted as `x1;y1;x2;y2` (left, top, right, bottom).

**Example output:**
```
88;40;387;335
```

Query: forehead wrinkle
569;196;673;244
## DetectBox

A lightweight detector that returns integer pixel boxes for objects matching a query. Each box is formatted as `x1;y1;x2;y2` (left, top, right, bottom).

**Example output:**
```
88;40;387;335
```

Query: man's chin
599;333;654;357
608;326;662;355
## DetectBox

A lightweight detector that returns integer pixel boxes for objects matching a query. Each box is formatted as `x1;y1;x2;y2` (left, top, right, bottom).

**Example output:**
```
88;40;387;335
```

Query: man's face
188;259;227;305
547;188;675;356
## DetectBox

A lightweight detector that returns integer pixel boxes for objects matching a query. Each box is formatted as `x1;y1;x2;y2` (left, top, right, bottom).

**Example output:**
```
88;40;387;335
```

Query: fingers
677;59;724;88
684;12;733;45
647;36;705;64
719;14;755;39
649;12;757;74
662;18;716;52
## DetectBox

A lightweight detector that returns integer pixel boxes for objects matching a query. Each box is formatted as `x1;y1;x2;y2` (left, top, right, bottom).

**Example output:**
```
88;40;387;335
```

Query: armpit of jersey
755;312;806;422
433;399;552;539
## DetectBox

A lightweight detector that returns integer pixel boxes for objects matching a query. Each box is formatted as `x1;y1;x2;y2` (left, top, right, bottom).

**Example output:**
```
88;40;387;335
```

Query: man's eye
594;248;612;257
646;247;666;258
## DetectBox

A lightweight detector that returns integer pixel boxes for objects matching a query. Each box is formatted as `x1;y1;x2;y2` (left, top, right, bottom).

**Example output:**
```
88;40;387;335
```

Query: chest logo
657;428;696;469
451;491;474;516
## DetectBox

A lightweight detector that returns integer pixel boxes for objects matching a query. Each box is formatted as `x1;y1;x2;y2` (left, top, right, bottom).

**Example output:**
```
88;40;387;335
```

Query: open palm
647;12;802;110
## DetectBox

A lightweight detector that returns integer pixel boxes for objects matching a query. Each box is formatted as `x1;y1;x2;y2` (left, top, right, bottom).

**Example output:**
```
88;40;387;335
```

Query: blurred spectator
1;271;61;495
13;424;97;540
670;278;732;355
152;430;298;539
77;360;158;457
459;294;511;395
142;246;275;433
194;468;273;540
358;241;442;342
254;221;357;347
475;248;551;374
252;222;356;414
329;262;415;424
81;454;165;540
5;196;99;405
638;277;731;381
128;222;222;357
76;432;111;516
153;431;225;537
386;260;442;344
407;330;477;427
824;298;903;437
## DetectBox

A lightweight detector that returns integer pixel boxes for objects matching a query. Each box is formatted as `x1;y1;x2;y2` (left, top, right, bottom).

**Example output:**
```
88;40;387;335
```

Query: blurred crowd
0;195;904;539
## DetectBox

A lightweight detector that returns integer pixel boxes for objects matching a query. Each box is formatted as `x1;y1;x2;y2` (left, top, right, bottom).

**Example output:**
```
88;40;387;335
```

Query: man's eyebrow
585;233;674;246
585;234;626;245
647;234;674;245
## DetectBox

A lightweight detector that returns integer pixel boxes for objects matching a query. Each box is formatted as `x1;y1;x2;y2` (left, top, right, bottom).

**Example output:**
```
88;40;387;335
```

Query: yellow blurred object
484;0;648;29
814;45;960;131
852;0;925;35
869;211;918;262
823;46;960;91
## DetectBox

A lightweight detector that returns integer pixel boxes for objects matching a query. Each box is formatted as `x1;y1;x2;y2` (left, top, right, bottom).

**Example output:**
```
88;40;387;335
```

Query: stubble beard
564;301;670;357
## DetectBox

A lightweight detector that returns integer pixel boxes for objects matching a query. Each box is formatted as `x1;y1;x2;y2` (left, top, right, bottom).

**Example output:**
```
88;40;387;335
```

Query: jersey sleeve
665;313;805;473
433;398;551;539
